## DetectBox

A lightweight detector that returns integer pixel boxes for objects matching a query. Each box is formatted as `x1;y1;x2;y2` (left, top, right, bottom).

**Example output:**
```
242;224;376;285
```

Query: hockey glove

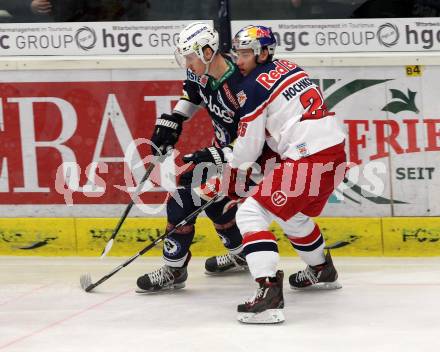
182;146;226;173
193;176;224;202
150;112;185;155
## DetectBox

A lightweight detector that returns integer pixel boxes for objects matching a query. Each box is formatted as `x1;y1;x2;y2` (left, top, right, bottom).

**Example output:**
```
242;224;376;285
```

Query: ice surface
1;257;439;352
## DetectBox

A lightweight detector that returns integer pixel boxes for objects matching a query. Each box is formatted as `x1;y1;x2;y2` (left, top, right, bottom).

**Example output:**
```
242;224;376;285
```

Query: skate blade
237;309;285;324
135;282;185;294
290;280;342;291
204;266;249;276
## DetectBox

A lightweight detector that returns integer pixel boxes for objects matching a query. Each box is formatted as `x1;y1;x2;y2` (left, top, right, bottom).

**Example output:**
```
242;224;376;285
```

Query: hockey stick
324;241;347;250
80;193;223;292
100;154;167;258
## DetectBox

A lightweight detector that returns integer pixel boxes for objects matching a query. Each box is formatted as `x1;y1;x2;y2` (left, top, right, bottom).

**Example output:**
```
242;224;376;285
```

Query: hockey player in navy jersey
225;25;347;323
136;22;248;293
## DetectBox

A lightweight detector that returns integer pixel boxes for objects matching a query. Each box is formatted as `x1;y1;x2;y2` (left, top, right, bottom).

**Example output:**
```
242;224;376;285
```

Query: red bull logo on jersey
256;60;298;90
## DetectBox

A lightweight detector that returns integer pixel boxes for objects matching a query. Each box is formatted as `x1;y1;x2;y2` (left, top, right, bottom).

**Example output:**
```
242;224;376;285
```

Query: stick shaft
109;161;156;239
87;194;221;291
100;156;166;257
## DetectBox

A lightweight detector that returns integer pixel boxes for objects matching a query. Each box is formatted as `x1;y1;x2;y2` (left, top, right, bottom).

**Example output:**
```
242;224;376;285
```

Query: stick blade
80;273;94;292
324;241;349;250
100;239;114;259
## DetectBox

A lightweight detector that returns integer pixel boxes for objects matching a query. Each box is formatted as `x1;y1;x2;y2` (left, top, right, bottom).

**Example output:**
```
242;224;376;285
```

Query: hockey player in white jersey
225;25;347;323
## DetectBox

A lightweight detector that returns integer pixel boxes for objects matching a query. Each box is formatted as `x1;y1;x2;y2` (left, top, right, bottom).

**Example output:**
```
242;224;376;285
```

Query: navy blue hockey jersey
173;56;244;148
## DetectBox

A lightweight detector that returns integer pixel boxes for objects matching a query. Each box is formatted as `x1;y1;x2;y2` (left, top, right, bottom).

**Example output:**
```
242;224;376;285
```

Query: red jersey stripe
243;231;277;245
288;224;322;245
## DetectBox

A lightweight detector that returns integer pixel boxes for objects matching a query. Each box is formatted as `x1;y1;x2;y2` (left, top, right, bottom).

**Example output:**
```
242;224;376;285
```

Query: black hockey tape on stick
81;193;223;292
324;241;352;249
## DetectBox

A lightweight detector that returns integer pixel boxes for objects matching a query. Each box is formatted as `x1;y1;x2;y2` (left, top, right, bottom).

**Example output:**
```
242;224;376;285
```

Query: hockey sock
286;224;326;266
214;219;243;255
243;231;279;278
163;223;195;268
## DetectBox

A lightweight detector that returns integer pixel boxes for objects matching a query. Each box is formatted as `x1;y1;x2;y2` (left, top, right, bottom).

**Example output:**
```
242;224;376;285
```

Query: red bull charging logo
247;26;271;39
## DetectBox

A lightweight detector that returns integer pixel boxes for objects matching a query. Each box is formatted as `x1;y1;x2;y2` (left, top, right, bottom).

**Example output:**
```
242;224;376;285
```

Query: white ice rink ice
1;256;439;352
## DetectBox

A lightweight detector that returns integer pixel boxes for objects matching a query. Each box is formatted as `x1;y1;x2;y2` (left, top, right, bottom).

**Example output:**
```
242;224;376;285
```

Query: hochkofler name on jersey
282;77;314;101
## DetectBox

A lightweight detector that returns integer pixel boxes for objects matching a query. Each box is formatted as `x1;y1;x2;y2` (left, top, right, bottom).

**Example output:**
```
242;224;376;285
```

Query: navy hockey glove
182;147;225;173
150;113;185;155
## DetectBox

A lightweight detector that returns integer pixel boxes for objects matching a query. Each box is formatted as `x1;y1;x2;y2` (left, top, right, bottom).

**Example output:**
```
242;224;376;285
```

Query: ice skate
136;265;187;293
205;253;248;275
237;270;285;324
136;262;188;294
289;251;342;290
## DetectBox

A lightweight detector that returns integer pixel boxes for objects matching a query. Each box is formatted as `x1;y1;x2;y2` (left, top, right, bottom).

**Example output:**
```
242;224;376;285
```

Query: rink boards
0;54;440;258
0;217;439;257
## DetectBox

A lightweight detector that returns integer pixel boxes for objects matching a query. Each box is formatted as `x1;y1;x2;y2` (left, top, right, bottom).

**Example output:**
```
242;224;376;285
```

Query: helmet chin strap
254;48;268;65
201;50;216;75
253;47;262;65
204;61;211;75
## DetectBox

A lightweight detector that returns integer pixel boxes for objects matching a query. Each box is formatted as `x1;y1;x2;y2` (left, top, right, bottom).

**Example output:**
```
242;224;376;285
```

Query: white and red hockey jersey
230;59;346;170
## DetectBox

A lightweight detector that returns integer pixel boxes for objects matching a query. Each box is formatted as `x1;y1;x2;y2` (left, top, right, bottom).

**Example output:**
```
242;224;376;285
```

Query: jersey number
300;87;334;121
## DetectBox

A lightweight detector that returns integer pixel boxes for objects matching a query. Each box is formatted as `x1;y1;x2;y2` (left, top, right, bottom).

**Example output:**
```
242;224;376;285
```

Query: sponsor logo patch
271;190;288;207
223;83;240;110
199;75;209;88
164;238;182;257
256;60;298;90
187;70;208;88
296;143;310;157
236;90;247;107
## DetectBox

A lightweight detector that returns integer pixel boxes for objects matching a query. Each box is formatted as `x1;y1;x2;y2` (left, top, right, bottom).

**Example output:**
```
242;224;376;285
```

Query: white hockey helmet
232;25;277;57
175;22;219;67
